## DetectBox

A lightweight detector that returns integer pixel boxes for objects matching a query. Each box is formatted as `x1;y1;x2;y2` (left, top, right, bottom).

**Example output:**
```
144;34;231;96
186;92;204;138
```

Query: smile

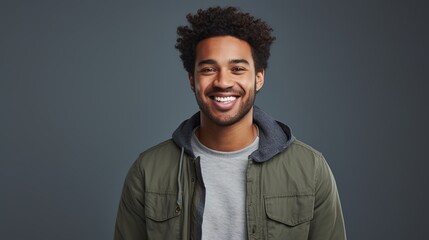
214;96;237;103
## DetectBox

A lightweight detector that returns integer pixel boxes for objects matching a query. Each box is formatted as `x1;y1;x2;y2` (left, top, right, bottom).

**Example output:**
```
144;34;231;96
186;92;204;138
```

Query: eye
198;67;217;73
231;66;246;74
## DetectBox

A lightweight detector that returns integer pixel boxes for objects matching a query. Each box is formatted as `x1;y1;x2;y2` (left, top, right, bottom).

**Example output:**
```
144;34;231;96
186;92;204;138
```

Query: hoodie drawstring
176;147;184;212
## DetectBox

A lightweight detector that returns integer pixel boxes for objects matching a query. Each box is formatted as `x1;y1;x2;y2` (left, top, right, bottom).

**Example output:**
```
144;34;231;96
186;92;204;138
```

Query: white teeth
214;96;236;102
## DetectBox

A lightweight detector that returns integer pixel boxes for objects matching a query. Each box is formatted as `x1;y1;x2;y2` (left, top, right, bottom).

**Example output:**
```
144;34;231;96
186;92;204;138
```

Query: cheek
194;82;206;96
195;79;212;92
240;78;257;91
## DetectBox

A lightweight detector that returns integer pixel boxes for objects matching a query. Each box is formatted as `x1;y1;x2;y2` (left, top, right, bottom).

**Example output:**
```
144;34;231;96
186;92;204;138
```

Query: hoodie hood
172;106;295;162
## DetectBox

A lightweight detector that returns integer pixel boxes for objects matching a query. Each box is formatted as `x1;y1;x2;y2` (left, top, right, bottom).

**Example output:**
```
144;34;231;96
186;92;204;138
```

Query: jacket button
175;206;181;214
191;178;195;182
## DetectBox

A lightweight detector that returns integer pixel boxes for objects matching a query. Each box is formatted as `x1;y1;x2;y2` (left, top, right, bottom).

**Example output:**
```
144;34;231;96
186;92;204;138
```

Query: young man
114;7;346;240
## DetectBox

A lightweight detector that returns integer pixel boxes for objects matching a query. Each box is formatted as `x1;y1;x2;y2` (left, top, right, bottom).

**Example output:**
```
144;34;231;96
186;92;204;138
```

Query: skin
189;36;264;151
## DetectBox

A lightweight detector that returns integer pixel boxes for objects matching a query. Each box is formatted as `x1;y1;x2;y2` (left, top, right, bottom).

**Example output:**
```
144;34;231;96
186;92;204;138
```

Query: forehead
195;36;253;63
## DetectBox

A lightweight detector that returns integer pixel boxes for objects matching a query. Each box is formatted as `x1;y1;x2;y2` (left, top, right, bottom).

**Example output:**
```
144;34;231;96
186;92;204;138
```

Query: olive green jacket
114;107;346;239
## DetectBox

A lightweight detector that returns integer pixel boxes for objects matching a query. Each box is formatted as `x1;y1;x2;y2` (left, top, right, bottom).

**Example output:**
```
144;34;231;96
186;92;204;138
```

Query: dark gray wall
1;0;428;239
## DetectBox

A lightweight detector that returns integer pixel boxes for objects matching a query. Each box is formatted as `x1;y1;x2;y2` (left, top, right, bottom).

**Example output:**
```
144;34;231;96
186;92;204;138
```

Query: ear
188;73;195;92
255;69;265;92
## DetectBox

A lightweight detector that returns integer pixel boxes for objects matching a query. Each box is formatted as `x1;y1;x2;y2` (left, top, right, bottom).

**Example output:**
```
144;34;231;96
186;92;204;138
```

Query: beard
194;83;256;127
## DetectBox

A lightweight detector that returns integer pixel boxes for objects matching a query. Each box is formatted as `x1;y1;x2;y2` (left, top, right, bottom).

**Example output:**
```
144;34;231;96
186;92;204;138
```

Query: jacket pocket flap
264;194;314;226
145;192;180;222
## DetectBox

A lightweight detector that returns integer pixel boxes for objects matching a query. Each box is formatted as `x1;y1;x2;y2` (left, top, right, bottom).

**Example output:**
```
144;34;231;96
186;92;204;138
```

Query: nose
213;70;234;89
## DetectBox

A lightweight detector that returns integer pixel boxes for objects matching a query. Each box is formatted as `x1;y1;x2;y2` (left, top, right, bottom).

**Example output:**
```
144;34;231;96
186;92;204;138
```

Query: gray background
1;0;428;239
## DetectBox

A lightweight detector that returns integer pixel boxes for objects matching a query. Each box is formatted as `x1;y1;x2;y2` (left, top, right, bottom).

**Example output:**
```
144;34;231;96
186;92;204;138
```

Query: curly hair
175;6;275;74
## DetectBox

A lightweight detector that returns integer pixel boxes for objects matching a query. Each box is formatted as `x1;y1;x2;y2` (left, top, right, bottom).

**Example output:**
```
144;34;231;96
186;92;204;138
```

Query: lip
210;95;239;111
209;92;240;98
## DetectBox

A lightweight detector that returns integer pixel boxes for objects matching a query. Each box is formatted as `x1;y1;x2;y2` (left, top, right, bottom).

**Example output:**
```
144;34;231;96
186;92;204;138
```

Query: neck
197;109;257;152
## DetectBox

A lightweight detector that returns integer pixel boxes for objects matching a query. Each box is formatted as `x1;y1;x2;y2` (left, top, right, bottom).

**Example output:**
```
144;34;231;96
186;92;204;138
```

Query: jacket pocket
145;192;181;239
264;194;314;240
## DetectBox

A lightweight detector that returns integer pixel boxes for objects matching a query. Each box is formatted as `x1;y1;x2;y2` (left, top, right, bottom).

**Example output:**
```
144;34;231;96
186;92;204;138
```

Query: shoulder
287;139;323;158
140;139;180;158
126;139;182;193
274;139;325;166
283;139;337;190
264;139;329;182
134;139;180;173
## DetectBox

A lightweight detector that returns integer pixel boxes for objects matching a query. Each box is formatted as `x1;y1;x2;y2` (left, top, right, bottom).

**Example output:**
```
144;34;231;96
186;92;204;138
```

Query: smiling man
114;7;346;240
192;36;263;151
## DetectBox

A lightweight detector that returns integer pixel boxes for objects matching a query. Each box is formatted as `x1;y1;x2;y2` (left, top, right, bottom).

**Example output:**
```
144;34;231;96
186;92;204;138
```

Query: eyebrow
197;59;250;66
197;59;217;66
229;59;250;65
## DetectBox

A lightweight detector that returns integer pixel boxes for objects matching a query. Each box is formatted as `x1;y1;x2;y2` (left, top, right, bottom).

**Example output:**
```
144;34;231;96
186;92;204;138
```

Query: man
114;6;346;240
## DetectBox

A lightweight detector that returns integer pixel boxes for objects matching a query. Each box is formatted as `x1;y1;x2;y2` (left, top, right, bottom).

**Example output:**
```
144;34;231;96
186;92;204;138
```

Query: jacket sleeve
114;158;147;240
308;154;347;240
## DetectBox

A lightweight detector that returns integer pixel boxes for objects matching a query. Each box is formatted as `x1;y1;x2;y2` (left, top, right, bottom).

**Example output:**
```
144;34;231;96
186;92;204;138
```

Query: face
190;36;264;127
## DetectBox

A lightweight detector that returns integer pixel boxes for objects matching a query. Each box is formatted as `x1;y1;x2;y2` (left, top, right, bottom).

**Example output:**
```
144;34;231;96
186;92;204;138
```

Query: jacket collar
172;106;295;162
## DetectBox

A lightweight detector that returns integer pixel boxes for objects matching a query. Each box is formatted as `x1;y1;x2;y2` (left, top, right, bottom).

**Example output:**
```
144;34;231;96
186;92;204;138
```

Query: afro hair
175;6;275;74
